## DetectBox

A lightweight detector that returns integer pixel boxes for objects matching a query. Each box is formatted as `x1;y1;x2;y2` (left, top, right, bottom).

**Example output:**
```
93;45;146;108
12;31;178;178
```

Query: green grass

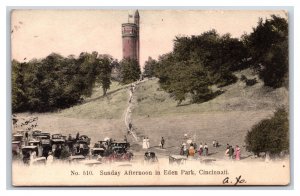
132;70;288;118
130;70;288;158
58;81;130;119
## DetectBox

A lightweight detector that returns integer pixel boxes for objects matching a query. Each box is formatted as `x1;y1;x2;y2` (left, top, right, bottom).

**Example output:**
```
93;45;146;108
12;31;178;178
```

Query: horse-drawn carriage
36;133;51;145
51;133;66;144
21;146;46;165
93;140;133;162
12;132;23;158
91;147;105;157
31;132;52;158
144;151;158;164
12;133;23;142
32;130;42;138
74;139;90;156
28;139;41;146
169;155;187;165
12;141;22;159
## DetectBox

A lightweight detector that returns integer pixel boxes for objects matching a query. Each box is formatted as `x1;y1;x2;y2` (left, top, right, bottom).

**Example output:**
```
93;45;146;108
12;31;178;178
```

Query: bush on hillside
245;107;289;157
245;78;257;86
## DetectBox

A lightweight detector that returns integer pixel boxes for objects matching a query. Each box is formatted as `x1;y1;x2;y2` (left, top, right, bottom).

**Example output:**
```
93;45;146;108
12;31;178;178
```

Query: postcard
11;9;290;186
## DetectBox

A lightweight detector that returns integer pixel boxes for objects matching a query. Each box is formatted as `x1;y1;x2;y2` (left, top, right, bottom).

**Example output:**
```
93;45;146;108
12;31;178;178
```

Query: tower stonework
122;10;140;65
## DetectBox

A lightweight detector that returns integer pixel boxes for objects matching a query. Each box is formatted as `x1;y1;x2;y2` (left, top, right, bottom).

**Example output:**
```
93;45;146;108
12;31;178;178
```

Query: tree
143;56;157;77
245;108;289;157
12;60;28;112
153;30;247;104
120;58;141;84
96;54;114;96
12;51;115;112
245;15;288;88
76;52;98;97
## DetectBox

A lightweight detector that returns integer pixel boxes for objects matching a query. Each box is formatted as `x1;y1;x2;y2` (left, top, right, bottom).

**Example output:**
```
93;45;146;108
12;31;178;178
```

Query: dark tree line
243;15;288;88
12;52;115;112
143;15;288;104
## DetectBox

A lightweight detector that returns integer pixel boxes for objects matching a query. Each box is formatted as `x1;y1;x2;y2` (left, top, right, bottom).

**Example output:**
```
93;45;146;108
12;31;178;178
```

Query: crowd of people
139;133;241;161
225;144;241;160
178;138;241;161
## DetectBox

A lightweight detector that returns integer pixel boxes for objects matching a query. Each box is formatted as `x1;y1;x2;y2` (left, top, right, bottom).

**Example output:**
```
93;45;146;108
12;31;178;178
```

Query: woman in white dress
146;137;150;149
47;152;54;165
142;137;147;149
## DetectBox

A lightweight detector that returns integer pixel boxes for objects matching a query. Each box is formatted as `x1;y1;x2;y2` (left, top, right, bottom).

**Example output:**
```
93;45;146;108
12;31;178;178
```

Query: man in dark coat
161;137;165;149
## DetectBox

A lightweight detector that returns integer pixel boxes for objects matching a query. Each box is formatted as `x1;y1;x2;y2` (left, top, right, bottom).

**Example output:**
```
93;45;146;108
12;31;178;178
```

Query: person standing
183;143;188;157
180;144;184;155
161;137;165;149
229;146;234;159
235;145;241;160
25;131;29;146
204;143;208;156
198;143;203;156
129;122;132;131
29;151;36;165
68;134;72;141
142;137;147;149
37;143;43;157
47;152;54;165
79;143;84;155
225;146;230;158
188;143;195;157
146;137;150;149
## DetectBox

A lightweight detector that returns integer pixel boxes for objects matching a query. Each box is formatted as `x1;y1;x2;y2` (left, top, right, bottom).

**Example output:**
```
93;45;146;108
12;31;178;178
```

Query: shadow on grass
176;90;226;107
240;154;253;160
149;145;178;150
207;152;218;156
83;85;127;104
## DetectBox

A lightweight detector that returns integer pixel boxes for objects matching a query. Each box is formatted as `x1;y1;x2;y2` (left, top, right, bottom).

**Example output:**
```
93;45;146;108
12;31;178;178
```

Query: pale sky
11;10;287;67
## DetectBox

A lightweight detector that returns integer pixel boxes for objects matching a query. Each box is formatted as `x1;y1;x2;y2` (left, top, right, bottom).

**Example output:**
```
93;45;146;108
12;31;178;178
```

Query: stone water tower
122;10;140;65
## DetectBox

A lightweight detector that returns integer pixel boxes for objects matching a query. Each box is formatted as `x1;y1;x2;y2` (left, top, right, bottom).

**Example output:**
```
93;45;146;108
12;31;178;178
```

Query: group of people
178;140;241;161
22;148;54;165
142;137;166;150
225;144;241;160
180;142;209;157
198;143;209;156
212;140;220;148
142;137;150;149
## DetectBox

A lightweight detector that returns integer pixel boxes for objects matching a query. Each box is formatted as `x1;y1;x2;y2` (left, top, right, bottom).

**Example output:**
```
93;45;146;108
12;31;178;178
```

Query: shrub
245;108;289;157
240;74;247;81
245;78;257;86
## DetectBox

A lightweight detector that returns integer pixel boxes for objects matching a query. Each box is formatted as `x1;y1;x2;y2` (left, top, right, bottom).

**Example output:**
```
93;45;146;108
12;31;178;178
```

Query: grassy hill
132;69;288;118
57;81;130;119
129;69;288;157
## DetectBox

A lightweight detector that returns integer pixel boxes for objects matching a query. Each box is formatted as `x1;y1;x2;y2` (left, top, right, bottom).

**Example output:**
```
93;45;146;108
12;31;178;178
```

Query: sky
11;9;288;67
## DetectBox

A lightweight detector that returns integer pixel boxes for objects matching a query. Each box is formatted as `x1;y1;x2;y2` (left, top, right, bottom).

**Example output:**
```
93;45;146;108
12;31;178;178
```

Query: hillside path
123;79;147;142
